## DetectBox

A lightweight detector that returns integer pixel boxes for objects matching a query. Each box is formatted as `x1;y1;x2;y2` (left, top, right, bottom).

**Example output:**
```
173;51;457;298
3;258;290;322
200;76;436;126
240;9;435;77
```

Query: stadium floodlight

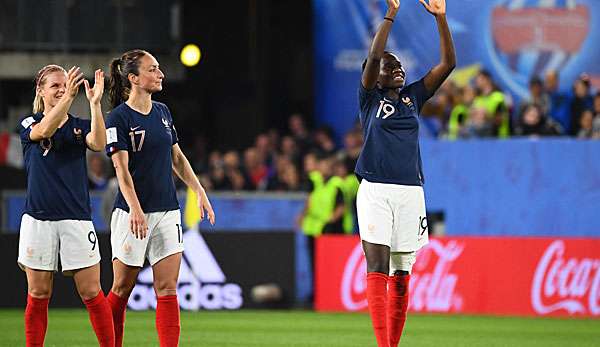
180;44;201;67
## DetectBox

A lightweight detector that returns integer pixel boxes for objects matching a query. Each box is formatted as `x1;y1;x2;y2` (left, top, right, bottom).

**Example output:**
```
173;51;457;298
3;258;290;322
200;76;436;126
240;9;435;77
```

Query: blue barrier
3;139;600;237
421;139;600;237
3;192;306;233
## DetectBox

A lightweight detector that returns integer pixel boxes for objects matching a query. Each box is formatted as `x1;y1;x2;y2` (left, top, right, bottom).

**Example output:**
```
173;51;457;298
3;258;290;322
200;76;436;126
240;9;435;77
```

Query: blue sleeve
358;82;378;111
411;78;434;112
18;115;40;144
105;110;129;156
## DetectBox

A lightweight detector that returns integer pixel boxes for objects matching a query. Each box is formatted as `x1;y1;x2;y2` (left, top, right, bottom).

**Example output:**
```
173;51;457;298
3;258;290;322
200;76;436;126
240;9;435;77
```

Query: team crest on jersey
162;118;171;132
401;96;414;108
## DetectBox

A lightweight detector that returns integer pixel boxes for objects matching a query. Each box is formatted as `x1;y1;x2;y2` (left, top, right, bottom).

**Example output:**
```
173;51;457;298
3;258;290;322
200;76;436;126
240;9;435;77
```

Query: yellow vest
301;172;343;236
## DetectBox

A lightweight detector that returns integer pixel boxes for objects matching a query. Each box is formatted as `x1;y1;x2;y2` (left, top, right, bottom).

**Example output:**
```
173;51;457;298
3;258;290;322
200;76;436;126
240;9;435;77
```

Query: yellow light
180;44;201;67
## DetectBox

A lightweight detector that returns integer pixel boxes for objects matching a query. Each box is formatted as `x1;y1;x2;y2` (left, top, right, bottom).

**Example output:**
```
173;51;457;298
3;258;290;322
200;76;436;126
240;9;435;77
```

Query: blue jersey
355;79;432;186
105;101;179;213
19;113;92;221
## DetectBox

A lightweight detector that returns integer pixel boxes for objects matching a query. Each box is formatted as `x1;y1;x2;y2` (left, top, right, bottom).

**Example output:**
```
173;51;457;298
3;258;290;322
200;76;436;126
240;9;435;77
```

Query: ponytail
109;58;126;109
108;49;149;109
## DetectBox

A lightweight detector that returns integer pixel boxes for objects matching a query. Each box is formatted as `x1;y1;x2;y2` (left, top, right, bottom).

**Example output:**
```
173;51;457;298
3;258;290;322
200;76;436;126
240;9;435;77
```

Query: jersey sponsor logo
531;240;600;315
106;127;117;144
128;230;244;311
21;116;35;129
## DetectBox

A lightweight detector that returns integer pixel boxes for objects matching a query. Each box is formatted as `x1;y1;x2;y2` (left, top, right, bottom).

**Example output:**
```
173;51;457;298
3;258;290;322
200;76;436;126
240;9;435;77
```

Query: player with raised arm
356;0;455;346
105;49;215;347
18;65;114;346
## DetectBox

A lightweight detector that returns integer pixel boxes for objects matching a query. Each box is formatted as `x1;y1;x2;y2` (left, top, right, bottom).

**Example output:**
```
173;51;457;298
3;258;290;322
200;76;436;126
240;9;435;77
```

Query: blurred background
0;0;599;345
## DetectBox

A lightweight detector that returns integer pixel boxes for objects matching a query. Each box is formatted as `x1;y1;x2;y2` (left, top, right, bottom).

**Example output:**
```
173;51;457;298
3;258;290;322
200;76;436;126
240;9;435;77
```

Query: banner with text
315;235;600;317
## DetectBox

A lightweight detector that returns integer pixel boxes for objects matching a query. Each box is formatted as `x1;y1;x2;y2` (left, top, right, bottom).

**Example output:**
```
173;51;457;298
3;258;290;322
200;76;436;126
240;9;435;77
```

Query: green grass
0;309;598;347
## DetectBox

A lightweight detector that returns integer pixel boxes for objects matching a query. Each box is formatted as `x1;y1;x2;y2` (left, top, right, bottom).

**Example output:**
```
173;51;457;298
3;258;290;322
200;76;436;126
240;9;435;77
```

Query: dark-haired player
105;49;215;347
356;0;455;346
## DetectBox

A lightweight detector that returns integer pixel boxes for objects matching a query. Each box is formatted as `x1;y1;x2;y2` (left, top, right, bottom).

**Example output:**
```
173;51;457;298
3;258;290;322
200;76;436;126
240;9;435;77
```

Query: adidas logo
127;230;243;310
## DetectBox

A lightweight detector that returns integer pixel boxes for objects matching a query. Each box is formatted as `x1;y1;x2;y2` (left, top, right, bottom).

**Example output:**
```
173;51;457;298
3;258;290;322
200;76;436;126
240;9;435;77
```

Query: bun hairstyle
108;49;149;109
32;64;67;113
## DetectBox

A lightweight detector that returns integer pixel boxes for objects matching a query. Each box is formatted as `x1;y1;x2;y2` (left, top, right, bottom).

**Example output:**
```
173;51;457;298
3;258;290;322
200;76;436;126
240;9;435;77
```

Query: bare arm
30;67;84;141
172;144;216;225
84;69;106;152
362;0;400;90
420;0;456;93
111;150;148;238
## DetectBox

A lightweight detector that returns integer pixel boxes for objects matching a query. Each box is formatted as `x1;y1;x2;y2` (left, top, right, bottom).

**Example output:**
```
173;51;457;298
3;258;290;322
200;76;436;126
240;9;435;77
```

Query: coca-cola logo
340;240;465;312
531;240;600;316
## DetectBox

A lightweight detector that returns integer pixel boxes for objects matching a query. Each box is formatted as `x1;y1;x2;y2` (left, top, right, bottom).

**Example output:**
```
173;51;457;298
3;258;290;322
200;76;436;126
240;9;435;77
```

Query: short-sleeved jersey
105;101;179;213
20;113;92;220
355;79;433;186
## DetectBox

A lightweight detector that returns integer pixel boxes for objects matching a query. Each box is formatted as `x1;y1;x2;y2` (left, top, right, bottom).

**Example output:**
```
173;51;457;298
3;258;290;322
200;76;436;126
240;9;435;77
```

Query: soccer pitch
0;309;598;347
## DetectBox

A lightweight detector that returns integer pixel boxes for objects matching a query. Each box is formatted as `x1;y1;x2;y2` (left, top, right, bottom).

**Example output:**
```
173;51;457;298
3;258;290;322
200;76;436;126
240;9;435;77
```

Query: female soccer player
18;65;114;346
356;0;455;346
105;49;215;347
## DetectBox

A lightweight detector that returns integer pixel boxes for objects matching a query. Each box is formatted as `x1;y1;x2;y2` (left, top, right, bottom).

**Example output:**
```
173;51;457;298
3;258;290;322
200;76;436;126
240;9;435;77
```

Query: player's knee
154;278;177;297
111;278;136;298
77;282;101;301
390;251;416;275
366;258;389;274
28;285;52;299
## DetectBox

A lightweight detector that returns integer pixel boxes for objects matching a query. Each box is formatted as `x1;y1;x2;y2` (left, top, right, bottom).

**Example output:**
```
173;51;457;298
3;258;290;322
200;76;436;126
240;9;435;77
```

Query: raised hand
84;69;105;105
386;0;400;17
419;0;446;16
66;66;85;99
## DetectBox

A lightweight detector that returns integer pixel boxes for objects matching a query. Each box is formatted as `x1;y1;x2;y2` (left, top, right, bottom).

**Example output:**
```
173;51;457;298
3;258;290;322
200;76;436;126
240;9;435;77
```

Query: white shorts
110;208;184;267
357;179;429;252
17;214;101;275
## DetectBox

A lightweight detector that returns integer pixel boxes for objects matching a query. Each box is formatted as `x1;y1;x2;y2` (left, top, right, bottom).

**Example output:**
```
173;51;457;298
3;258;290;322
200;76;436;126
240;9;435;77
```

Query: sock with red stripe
84;291;115;347
156;295;180;347
24;294;49;347
367;272;389;347
107;291;128;347
387;274;410;347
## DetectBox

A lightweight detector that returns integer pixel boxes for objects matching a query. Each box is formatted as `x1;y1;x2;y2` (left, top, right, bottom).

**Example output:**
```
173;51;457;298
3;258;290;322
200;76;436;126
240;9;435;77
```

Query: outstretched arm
420;0;456;93
84;69;106;151
362;0;400;90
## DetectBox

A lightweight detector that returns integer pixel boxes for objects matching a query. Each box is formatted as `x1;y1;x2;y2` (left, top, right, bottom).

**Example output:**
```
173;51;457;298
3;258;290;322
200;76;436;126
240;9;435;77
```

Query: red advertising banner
315;236;600;317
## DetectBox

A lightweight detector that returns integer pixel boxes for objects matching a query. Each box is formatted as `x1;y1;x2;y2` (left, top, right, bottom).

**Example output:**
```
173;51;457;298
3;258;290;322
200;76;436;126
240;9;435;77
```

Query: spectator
288;113;312;155
459;106;494;138
576;109;594;139
518;76;550;121
474;70;510;137
223;150;250;190
341;129;363;170
514;104;562;137
87;152;108;190
448;84;476;139
569;74;594;136
244;147;269;190
544;70;571;134
333;155;359;234
267;156;301;191
312;126;337;155
299;154;345;236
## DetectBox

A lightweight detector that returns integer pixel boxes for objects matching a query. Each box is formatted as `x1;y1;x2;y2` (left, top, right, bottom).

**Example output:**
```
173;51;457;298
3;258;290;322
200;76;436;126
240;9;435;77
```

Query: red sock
107;291;128;347
84;292;115;347
24;294;49;347
156;295;180;347
387;274;410;347
367;272;389;347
